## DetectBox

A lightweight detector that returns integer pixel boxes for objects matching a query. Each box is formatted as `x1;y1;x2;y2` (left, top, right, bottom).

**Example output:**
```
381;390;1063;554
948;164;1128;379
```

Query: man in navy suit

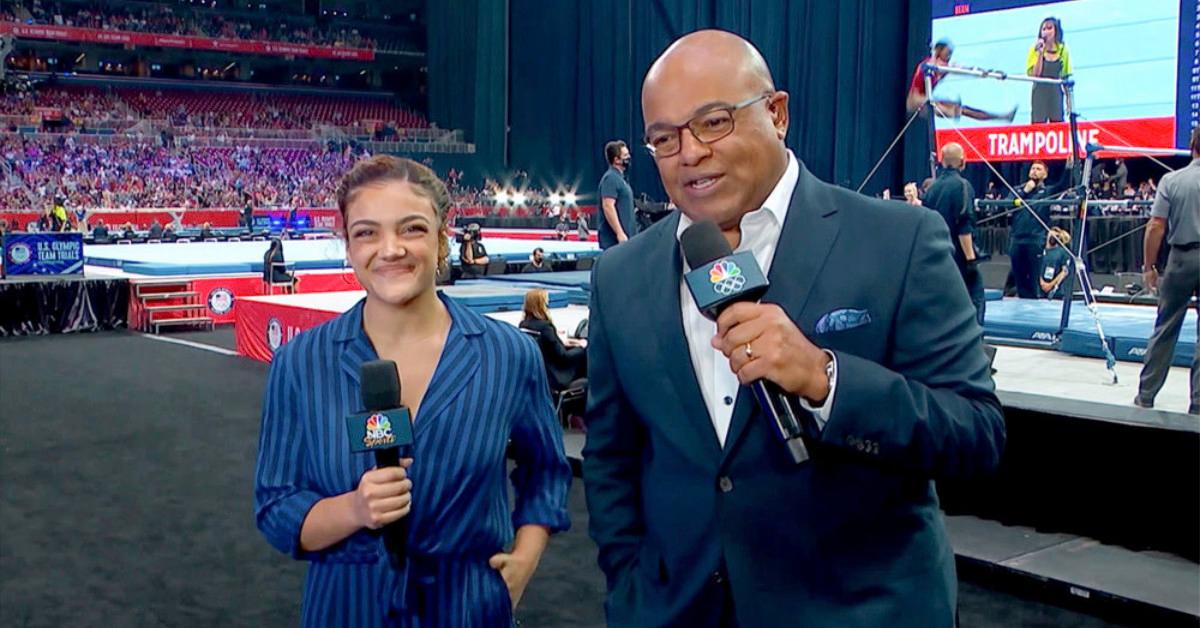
583;30;1005;627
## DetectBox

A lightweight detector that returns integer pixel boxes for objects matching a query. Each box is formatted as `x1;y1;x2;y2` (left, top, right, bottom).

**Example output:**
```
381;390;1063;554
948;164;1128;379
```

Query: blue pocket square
815;308;872;335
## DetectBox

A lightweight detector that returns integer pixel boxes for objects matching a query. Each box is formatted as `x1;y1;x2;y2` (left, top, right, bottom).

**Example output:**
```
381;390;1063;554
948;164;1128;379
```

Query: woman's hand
488;550;539;609
351;459;413;530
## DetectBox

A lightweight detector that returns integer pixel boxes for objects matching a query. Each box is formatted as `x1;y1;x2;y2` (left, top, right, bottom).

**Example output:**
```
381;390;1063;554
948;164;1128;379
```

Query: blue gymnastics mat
455;278;589;305
83;239;600;276
440;284;575;313
476;271;593;290
984;299;1196;367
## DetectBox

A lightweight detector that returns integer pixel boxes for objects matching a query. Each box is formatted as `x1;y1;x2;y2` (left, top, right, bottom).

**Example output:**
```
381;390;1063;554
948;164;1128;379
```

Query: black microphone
346;360;415;568
680;220;819;464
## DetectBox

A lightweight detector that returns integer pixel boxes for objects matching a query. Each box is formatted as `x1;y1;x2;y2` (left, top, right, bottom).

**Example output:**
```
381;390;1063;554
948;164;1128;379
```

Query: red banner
127;270;360;328
236;296;341;362
936;117;1175;162
0;22;374;61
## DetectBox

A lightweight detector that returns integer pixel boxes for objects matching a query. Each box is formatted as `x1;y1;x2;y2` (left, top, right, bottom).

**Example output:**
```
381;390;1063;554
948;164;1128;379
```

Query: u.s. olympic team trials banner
3;232;84;276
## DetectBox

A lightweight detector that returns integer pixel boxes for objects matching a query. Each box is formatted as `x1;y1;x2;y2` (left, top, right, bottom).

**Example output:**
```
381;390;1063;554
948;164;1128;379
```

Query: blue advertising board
3;232;85;276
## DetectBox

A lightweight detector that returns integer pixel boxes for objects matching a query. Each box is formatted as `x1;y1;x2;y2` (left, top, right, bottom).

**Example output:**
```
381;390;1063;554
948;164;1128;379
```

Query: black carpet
0;331;1129;627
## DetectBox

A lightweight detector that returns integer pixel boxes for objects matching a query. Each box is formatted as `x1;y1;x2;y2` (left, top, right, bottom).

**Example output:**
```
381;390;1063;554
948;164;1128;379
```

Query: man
906;39;1015;122
1007;160;1064;298
598;140;635;249
148;219;164;240
1039;227;1074;300
1135;127;1200;415
522;247;549;273
91;218;109;241
584;30;1004;627
923;142;984;324
242;197;255;230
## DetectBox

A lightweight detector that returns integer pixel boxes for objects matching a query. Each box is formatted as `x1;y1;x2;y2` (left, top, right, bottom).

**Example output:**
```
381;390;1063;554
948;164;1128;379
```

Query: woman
262;237;293;285
903;182;922;206
255;155;570;627
1027;17;1071;123
459;223;489;278
519;288;586;389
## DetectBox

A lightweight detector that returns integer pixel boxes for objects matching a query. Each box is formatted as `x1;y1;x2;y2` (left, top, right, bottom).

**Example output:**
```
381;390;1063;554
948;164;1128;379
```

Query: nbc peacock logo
709;259;746;296
363;413;396;448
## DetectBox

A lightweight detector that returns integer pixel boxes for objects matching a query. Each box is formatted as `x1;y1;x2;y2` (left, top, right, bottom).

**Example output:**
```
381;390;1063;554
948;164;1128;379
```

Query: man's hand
1023;180;1036;193
712;303;831;404
1143;268;1159;293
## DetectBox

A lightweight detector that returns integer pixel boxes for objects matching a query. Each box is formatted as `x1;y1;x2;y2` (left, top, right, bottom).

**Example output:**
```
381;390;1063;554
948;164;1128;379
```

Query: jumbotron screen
928;0;1196;161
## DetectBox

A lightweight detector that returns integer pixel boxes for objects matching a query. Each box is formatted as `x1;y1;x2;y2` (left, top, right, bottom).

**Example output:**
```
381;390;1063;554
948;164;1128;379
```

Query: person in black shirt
598;140;635;249
1006;160;1070;298
148;220;164;239
522;247;549;273
263;238;293;284
923;142;984;324
459;223;489;278
519;288;586;389
1038;227;1073;299
91;219;110;241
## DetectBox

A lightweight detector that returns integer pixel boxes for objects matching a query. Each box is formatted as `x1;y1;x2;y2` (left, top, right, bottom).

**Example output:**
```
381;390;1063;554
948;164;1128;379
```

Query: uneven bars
1085;143;1190;157
922;63;1068;86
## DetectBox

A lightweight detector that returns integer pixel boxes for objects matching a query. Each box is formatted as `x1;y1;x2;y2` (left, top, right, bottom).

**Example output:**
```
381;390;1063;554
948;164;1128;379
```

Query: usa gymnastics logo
709;259;745;296
363;413;395;447
8;243;31;265
207;288;234;315
267;317;284;352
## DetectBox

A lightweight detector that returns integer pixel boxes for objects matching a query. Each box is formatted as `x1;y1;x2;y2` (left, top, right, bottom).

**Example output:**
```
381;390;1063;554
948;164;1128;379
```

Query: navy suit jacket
582;162;1005;628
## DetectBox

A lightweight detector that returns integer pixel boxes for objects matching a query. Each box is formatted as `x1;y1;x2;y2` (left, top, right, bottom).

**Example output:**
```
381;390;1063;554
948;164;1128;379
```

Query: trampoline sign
2;232;84;276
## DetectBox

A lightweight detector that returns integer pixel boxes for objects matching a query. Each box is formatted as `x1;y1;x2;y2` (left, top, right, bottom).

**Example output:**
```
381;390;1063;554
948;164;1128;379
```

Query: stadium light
564;192;578;206
548;193;562;204
494;191;510;205
512;192;528;206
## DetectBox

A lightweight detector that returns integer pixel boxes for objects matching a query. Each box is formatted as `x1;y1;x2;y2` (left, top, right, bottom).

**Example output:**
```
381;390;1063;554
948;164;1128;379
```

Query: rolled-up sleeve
254;344;324;559
508;344;571;533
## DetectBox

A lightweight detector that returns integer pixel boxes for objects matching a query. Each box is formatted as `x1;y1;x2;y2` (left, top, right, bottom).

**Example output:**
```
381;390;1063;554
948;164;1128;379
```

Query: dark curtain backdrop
426;0;507;170
430;0;934;200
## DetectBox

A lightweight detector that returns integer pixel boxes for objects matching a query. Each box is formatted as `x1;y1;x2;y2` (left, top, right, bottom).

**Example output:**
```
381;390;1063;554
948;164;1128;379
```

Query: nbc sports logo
709;259;745;296
363;413;396;447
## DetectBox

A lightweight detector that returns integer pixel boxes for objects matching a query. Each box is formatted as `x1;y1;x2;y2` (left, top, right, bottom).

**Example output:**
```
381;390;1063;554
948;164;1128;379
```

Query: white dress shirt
677;151;836;447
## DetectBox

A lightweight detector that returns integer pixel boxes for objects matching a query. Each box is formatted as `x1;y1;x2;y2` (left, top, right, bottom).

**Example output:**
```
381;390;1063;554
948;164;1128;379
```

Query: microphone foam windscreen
680;220;733;269
360;360;401;411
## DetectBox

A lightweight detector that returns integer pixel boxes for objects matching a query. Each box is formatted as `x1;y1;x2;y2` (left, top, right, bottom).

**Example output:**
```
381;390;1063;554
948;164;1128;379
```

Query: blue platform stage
477;270;593;290
983;299;1196;367
82;239;600;276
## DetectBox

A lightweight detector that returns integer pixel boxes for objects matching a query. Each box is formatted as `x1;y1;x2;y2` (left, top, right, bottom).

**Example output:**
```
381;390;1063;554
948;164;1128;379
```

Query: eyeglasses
643;93;772;158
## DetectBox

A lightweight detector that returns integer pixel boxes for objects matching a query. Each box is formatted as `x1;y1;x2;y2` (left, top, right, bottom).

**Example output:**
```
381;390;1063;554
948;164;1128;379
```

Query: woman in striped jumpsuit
255;155;571;627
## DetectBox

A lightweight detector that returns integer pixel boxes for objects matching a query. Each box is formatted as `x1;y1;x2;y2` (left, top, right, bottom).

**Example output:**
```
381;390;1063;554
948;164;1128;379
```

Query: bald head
640;30;790;231
940;142;964;169
644;30;774;99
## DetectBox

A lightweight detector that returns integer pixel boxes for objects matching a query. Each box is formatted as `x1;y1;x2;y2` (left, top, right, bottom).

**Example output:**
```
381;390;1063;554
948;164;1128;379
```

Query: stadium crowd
2;1;414;52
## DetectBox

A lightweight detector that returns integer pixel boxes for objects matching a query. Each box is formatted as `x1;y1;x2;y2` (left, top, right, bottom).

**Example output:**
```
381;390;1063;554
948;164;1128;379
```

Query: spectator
148;219;164;239
519;288;587;390
903;182;922;206
92;218;109;240
522;247;549;273
459;223;488;278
